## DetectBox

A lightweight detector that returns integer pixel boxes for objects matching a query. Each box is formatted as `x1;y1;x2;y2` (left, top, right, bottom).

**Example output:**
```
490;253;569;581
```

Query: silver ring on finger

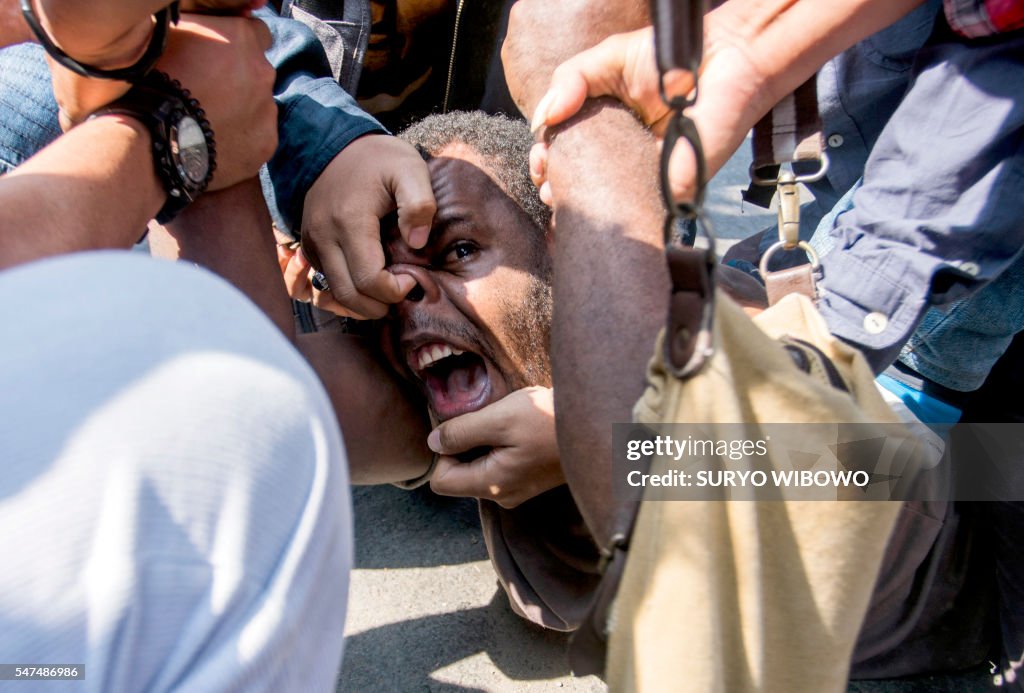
311;271;330;292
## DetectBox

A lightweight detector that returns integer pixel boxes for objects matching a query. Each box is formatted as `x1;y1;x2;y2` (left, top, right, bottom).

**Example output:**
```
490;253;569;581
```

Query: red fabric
987;0;1024;32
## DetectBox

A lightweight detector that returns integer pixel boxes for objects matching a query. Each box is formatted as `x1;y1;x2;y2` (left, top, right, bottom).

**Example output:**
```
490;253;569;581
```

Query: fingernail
540;181;553;207
530;91;554;134
395;273;416;297
530;151;543;180
408;225;430;249
427;429;442;453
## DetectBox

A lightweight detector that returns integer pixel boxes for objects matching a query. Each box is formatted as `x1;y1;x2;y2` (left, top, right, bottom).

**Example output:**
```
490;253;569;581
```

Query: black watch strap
20;0;180;82
91;71;217;224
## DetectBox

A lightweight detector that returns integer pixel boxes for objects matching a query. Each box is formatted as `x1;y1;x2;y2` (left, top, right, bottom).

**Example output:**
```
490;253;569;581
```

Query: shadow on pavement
339;588;576;691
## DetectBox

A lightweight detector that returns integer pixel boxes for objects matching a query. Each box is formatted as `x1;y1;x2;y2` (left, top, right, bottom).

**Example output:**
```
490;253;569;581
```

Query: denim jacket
256;4;385;233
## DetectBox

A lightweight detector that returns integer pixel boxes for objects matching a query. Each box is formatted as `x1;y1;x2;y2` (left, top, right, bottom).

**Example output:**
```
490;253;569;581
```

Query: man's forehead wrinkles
425;212;474;252
431;149;507;200
430;168;479;225
433;206;472;230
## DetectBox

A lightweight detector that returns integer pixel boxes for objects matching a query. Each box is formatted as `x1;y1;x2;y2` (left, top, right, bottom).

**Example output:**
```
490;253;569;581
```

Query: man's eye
444;241;478;264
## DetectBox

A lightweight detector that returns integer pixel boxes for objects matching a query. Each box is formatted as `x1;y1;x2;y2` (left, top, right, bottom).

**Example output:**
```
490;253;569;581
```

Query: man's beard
499;273;553;390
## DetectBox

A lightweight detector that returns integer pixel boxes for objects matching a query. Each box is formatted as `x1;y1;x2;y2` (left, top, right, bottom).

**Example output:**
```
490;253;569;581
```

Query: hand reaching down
300;134;437;319
48;13;278;192
524;18;771;206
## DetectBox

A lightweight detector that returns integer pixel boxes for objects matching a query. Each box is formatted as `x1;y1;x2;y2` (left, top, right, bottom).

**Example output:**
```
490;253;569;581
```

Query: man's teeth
417;344;465;371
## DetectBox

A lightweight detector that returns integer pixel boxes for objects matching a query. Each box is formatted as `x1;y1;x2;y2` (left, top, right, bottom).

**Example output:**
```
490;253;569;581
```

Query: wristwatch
91;71;217;223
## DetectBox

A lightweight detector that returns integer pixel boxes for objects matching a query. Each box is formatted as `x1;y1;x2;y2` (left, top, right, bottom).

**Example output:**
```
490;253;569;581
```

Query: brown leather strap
751;77;824;175
568;0;716;676
764;263;817;305
569;542;630;676
651;0;708;84
664;246;716;377
570;41;828;677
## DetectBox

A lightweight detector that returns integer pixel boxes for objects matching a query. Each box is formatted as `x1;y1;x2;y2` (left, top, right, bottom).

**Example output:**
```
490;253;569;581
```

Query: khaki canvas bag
605;286;910;692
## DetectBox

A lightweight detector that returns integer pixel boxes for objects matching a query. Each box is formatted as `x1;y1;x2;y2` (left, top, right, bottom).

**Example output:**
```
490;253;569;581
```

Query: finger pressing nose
388;263;439;305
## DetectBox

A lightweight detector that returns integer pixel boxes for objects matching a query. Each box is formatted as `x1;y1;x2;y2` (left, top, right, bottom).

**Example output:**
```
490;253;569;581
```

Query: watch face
171;116;209;187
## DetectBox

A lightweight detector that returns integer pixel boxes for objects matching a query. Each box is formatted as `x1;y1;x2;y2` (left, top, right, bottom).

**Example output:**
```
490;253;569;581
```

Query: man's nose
389;263;440;306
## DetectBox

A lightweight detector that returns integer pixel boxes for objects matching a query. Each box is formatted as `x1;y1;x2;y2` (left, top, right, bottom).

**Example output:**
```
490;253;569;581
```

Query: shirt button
827;133;845;148
863;312;888;334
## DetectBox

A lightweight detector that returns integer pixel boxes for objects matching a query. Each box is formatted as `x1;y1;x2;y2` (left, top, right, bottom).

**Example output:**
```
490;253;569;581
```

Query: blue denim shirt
754;0;1024;391
0;7;384;235
813;21;1024;383
811;1;941;218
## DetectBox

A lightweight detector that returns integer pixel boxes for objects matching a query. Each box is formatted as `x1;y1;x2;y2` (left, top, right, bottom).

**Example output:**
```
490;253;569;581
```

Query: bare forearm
0;115;162;269
0;0;33;46
150;178;296;340
299;332;433;485
545;99;668;546
503;0;650;116
706;0;925;124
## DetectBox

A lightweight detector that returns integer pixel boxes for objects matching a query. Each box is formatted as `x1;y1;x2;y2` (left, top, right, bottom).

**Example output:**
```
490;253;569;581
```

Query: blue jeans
0;43;60;175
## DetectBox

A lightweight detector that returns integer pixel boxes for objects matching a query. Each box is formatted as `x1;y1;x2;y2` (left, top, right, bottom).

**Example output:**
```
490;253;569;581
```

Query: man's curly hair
398;111;552;235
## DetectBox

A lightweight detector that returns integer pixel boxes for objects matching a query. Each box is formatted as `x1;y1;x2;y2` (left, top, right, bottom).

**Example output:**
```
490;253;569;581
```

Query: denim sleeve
256;8;385;232
815;28;1024;373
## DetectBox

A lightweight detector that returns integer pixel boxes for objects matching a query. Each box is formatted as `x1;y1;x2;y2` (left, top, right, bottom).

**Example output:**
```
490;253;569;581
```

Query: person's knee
0;252;351;688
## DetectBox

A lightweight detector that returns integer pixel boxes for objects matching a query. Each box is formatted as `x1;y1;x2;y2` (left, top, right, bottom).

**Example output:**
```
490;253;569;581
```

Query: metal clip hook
777;170;801;249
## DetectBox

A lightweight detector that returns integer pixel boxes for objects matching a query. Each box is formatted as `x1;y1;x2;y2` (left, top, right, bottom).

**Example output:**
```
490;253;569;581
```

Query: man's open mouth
407;340;494;421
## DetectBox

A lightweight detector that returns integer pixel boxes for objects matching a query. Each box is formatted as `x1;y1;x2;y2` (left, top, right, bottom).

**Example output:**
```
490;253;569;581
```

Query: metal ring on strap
749;152;831;187
759;240;820;278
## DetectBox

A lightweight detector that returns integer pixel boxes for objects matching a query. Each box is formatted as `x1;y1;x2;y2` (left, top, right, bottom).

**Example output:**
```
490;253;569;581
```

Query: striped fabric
944;0;1024;37
750;77;824;172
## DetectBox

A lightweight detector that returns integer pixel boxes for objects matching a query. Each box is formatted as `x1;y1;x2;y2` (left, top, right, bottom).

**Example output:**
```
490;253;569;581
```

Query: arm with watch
24;0;270;129
25;0;267;79
1;2;278;267
0;20;434;487
0;112;164;269
43;0;437;321
6;1;436;321
34;4;279;192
